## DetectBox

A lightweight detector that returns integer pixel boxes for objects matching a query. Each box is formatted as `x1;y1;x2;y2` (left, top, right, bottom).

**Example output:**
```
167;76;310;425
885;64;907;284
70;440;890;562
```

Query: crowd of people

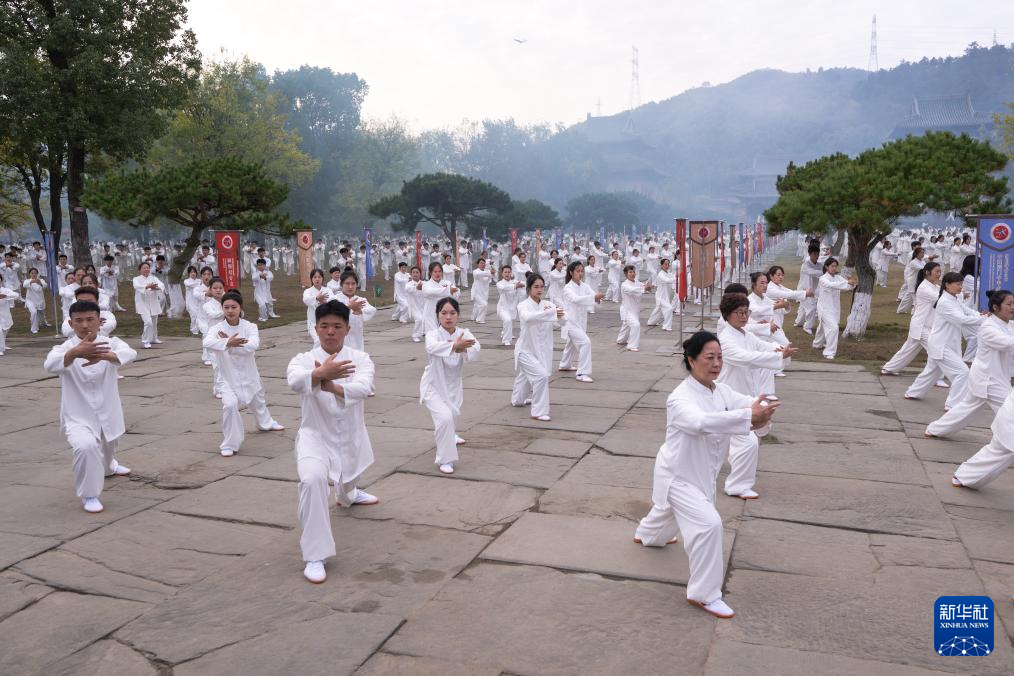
8;220;1011;620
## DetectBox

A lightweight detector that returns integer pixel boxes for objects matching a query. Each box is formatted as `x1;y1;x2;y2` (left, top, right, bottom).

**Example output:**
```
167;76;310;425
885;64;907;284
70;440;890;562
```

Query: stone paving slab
482;401;630;434
118;446;263;488
173;612;403;676
911;436;986;464
0;591;150;675
400;446;577;488
454;423;597;453
0;483;161;540
343;472;538;535
744;472;959;540
384;562;718;675
595;427;663;457
0;531;59;571
973;560;1014;645
0;571;52;622
521;436;593;458
945;504;1014;564
356;652;503;676
769;392;903;431
481;511;735;586
46;639;158;676
759;438;931;485
15;548;179;604
924;462;1014;509
159;475;297;529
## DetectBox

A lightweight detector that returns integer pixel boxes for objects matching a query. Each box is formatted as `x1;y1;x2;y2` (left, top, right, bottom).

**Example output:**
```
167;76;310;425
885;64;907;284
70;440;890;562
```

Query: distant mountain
560;43;1014;220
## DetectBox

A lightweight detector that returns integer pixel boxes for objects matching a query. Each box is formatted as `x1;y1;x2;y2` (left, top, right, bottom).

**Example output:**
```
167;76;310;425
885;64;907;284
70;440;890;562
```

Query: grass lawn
6;273;399;339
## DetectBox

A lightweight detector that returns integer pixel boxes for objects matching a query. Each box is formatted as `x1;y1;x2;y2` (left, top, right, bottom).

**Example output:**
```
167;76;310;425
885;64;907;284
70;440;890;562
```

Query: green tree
83;157;300;282
0;164;30;231
997;101;1014;158
369;173;511;251
565;192;640;230
765;132;1009;337
0;0;200;263
471;198;561;239
148;57;318;188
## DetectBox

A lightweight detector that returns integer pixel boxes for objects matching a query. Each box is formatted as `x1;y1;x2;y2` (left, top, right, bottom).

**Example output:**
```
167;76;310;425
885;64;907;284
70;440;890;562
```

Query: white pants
296;456;359;562
471;298;488;323
140;314;158;344
498;310;514;345
30;306;44;333
257;302;275;321
605;280;620;302
811;312;840;358
882;335;927;373
954;434;1014;489
560;326;592;376
647;299;673;330
961;325;978;363
511;352;550;418
412;314;426;341
0;327;6;353
209;355;224;396
905;350;968;408
67;426;118;499
794;297;817;330
221;388;275;453
876;268;888;287
423;393;458;465
392;300;410;323
189;309;200;334
617;317;641;350
635;480;724;604
725;433;759;496
896;287;914;313
926;382;1008;437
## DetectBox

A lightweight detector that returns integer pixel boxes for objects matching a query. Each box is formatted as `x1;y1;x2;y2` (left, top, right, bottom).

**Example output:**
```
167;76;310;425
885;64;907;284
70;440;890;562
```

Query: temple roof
892;94;994;136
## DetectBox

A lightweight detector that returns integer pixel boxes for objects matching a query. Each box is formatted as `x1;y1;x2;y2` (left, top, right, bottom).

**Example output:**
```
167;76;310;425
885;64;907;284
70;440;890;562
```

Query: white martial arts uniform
405;279;427;341
635;377;754;605
335;293;377;352
926;314;1014;437
954;386;1014;488
287;345;375;562
470;267;492;323
420;279;457;334
496;277;523;345
252;269;276;321
793;259;822;330
0;286;18;354
132;273;165;346
43;334;137;499
882;279;938;374
646;268;676;331
22;278;47;333
202;298;225;395
560;280;595;377
897;257;925;313
905;291;982;407
617;278;648;350
547;268;566;305
204;318;278;454
605;258;622;302
391;270;411;323
302;285;337;345
421;326;480;466
59;282;79;323
810;272;854;359
511;297;558;419
748;292;790;388
61;310;117;338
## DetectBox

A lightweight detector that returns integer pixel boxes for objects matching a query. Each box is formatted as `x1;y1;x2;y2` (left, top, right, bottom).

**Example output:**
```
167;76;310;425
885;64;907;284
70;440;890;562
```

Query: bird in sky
513;38;527;44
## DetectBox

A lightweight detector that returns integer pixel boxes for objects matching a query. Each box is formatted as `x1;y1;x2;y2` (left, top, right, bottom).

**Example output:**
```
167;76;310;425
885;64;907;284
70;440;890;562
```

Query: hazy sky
186;1;1012;129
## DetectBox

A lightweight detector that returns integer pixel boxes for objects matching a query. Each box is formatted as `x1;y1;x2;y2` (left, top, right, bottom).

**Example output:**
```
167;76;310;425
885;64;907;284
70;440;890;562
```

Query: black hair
200;266;214;276
221;291;243;307
767;265;784;278
310;268;325;282
749;271;768;289
935;272;963;307
682;330;720;370
807;244;820;255
68;300;100;317
155;255;166;262
958;255;977;279
525;272;544;294
911;247;924;260
724;282;748;295
623;264;635;275
81;274;99;287
315;299;350;324
987;289;1013;314
410;265;421;273
428;261;442;276
256;258;267;265
340;270;359;286
208;276;225;289
564;260;583;284
435;296;459;317
186;265;198;276
719;293;750;320
397;261;407;268
74;286;99;300
822;257;839;273
914;261;940;289
329;265;341;274
138;261;151;270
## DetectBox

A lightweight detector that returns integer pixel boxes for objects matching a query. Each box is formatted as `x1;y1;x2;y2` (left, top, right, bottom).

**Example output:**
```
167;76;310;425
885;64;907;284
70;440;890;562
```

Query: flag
364;228;374;279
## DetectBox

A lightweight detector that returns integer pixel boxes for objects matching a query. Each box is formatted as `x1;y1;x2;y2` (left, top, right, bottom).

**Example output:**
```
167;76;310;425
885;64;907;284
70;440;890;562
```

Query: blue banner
41;231;60;304
599;226;605;248
364;228;374;279
977;216;1013;311
482;227;488;254
738;223;745;267
554;229;562;251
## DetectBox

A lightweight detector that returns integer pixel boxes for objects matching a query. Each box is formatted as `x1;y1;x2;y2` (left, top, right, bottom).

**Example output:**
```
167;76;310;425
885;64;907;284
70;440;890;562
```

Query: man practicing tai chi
44;300;137;513
287;300;379;584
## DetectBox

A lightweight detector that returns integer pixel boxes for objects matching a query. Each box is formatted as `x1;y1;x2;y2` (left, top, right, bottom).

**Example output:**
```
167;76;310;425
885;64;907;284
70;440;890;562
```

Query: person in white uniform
952;370;1014;490
132;262;165;349
417;262;459;335
287;300;380;584
897;247;926;314
511;273;562;421
0;283;17;355
495;265;525;346
421;297;480;475
43;300;136;513
302;269;337;346
252;259;279;322
60;286;116;338
470;258;493;324
617;265;653;352
334;271;377;352
881;262;941;375
904;272;983;408
810;258;856;359
560;260;603;383
204;291;284;457
22;268;47;334
634;331;778;619
391;262;411;323
747;271;792;386
405;266;427;342
793;245;822;333
926;290;1013;438
605;250;623;302
646;258;677;331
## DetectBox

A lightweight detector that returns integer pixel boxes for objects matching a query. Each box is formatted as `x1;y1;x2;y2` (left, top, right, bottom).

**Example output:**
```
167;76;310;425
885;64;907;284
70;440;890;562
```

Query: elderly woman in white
634;330;778;619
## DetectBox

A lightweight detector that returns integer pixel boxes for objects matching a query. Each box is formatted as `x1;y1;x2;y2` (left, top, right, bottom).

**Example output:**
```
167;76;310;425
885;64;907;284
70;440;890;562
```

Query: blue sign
935;596;993;656
977;217;1013;311
554;229;562;251
364;228;374;279
41;231;60;308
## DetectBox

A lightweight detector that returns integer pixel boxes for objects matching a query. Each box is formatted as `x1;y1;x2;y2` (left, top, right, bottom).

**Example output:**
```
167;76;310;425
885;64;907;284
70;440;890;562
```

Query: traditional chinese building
889;94;995;140
730;157;794;221
577;115;669;199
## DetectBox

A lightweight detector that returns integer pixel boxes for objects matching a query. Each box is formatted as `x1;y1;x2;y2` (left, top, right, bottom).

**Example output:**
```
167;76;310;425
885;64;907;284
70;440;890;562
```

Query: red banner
296;229;313;287
719;220;726;280
415;231;423;271
214;230;241;290
757;222;763;254
510;229;518;257
676;218;688;302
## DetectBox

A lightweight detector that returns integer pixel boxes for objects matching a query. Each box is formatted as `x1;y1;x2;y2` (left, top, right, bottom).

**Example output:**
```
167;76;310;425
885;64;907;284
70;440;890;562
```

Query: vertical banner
510;228;518;257
599;226;606;248
364;228;374;279
737;222;745;268
976;216;1013;311
415;230;423;271
676;218;688;302
554;229;562;251
729;223;737;273
482;227;489;254
757;222;763;255
214;230;241;290
689;221;718;289
719;221;726;281
40;231;60;327
296;229;314;287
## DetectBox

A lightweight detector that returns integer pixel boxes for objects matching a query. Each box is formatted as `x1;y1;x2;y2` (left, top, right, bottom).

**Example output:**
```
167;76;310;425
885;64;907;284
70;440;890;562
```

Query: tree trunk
842;228;877;339
169;223;206;284
831;228;846;257
67;146;90;265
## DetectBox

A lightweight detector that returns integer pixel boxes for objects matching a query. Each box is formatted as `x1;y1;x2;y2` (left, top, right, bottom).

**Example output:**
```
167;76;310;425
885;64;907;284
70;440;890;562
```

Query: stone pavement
1;294;1012;675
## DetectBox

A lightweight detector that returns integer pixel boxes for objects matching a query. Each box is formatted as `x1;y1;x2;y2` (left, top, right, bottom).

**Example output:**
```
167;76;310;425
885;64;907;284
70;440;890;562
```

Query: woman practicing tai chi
511;273;563;422
560;260;603;383
635;331;778;619
420;297;480;475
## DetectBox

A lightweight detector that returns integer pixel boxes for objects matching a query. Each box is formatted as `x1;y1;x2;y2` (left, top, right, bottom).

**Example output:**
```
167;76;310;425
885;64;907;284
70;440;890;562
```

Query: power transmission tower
993;29;999;46
596;97;602;116
867;15;879;73
623;46;640;133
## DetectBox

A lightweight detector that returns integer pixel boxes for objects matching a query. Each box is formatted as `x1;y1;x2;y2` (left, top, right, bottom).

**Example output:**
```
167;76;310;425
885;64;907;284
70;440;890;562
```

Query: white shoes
220;448;235;457
455;436;465;445
153;339;163;344
576;374;594;383
628;347;640;352
690;597;735;618
142;343;151;349
303;560;326;583
110;463;131;476
262;422;285;431
82;497;104;513
352;489;379;505
438;463;455;475
935;379;950;389
531;415;551;422
730;489;759;500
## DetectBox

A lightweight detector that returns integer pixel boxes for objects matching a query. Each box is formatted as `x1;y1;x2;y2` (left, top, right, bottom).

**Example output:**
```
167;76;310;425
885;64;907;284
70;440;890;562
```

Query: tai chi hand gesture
750;396;779;429
313;354;356;381
346;298;365;314
453;335;476;353
71;333;112;366
315;291;330;304
220;332;247;348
